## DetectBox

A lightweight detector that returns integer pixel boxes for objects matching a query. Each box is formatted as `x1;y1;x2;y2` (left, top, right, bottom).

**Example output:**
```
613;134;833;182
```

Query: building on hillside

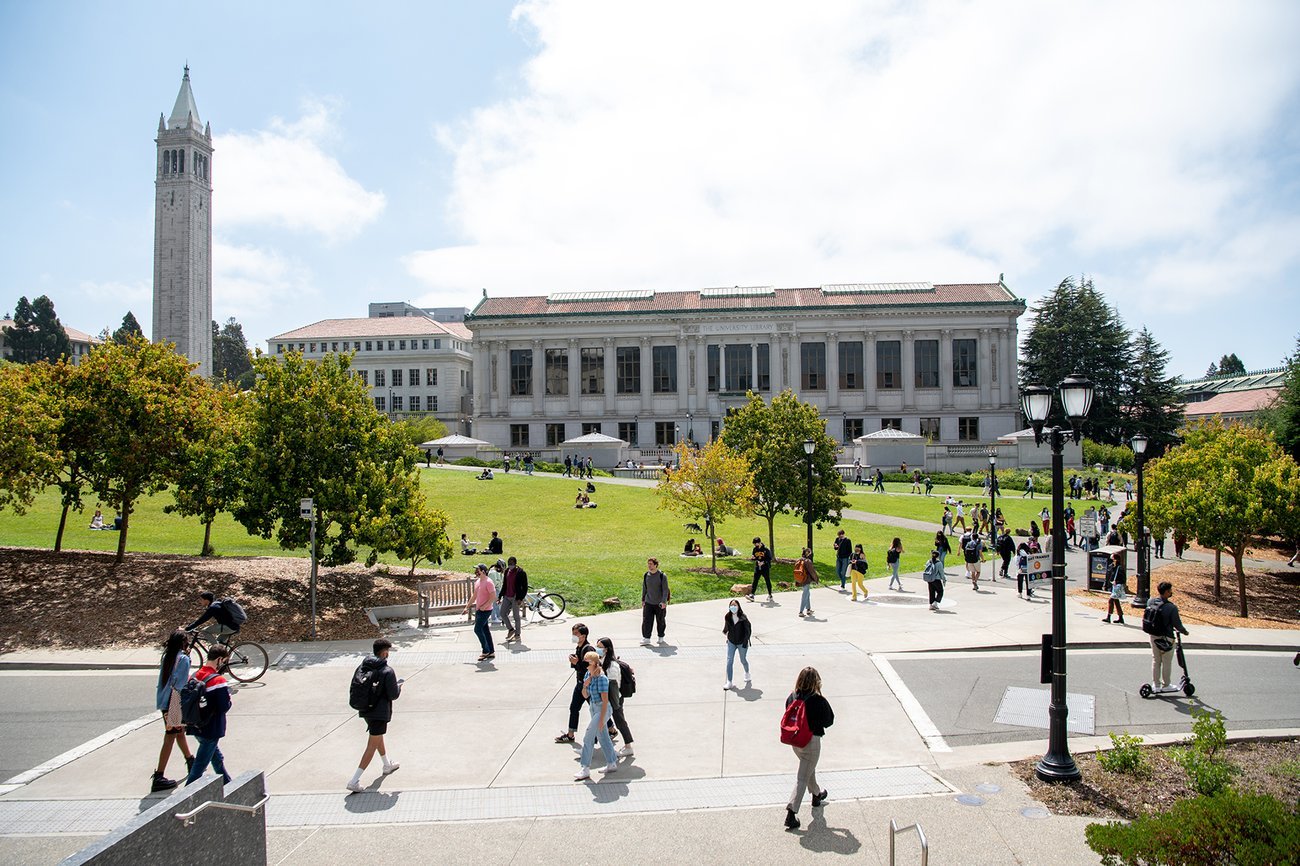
0;318;101;364
465;280;1026;454
153;66;214;377
267;313;474;431
1176;367;1286;423
368;301;469;323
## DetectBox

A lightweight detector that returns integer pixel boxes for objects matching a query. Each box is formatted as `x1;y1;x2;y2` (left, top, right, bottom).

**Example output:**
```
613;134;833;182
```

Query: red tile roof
270;317;471;341
1182;388;1278;417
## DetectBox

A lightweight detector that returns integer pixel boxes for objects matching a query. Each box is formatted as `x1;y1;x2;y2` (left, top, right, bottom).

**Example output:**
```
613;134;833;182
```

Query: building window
618;421;639;447
580;347;604;394
582;422;602;436
331;342;338;352
839;341;863;390
409;396;421;412
392;369;403;387
915;340;939;388
544;349;568;396
877;340;901;389
757;343;770;390
655;421;676;446
953;339;978;387
510;349;533;396
422;339;429;350
429;396;438;412
724;344;752;392
388;341;395;351
354;342;361;352
711;420;721;441
374;396;386;412
365;341;372;351
920;417;941;440
409;368;419;387
276;343;284;354
426;368;437;386
310;343;316;353
374;369;386;387
399;340;406;351
546;423;566;447
391;396;404;412
800;342;826;390
358;370;369;386
434;339;441;350
616;346;640;394
510;424;529;447
652;345;677;393
843;418;864;442
881;417;902;431
707;345;720;392
958;416;980;441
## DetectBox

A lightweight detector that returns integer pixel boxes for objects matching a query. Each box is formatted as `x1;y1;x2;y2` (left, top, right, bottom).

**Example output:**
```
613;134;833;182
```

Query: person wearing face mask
597;637;635;758
723;599;752;690
574;650;617;781
555;623;594;744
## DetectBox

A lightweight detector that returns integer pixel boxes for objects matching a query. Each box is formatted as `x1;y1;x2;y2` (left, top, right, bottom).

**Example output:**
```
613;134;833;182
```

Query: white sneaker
657;637;667;645
381;762;400;775
723;681;732;690
640;638;651;646
603;763;619;774
574;767;591;781
346;780;364;793
744;678;752;687
618;744;635;757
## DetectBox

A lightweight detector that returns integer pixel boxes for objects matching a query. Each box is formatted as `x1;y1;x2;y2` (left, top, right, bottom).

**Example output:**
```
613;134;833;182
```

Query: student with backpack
184;591;246;644
848;544;869;601
574;650;617;781
886;538;904;591
184;644;232;785
922;550;946;611
556;623;595;744
347;638;403;792
933;530;951;579
782;666;834;830
962;532;984;589
723;600;752;689
795;548;818;617
152;629;195;792
596;637;635;758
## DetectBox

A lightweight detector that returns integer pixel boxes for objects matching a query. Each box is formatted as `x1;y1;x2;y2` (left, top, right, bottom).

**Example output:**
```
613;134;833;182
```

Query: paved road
887;648;1300;749
0;672;156;783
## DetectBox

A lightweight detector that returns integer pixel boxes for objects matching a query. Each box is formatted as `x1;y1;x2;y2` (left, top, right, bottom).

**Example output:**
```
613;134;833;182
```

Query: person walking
748;537;773;603
500;556;528;643
941;506;953;536
574;650;617;781
924;475;934;496
962;531;984;589
873;468;885;493
152;629;194;792
934;530;952;578
922;549;945;611
346;638;403;792
996;527;1015;579
596;637;635;757
832;529;853;591
1146;581;1190;691
796;547;818;617
184;644;232;786
555;623;595;744
954;501;967;533
1016;542;1036;598
468;563;497;661
886;538;903;590
783;666;834;830
640;558;671;645
1102;550;1127;624
488;558;506;625
723;599;752;689
848;544;869;601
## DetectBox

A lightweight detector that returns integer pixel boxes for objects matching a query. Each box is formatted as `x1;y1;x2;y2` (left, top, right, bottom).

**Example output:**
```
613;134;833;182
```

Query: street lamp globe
1059;374;1095;421
988;453;996;467
1130;433;1148;456
1021;384;1052;426
803;438;815;456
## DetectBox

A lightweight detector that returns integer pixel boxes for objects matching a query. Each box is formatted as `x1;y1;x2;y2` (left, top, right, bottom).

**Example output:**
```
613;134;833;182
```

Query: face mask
596;648;606;659
729;605;739;615
571;634;580;644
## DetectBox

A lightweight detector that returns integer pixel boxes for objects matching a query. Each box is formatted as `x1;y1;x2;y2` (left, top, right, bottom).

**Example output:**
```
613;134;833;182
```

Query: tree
212;317;254;388
165;384;247;555
656;439;756;573
393;415;450;449
0;362;63;515
4;295;72;364
234;351;419;566
720;390;849;557
1125;327;1184;456
111;311;144;344
72;337;215;562
362;479;454;574
1216;353;1246;377
1266;334;1300;462
1019;276;1132;444
1144;419;1300;617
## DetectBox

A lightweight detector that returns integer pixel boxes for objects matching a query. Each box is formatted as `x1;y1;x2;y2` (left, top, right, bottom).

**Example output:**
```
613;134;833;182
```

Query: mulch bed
1012;738;1300;819
0;547;463;650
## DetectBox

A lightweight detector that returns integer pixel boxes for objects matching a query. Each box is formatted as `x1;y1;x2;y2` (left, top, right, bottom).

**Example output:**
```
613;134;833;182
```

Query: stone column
640;337;652;414
902;330;916;411
677;333;690;413
603;337;616;415
751;342;760;393
826;332;840;410
865;331;877;409
940;329;954;409
532;340;544;417
474;338;490;420
567;339;580;415
978;328;993;409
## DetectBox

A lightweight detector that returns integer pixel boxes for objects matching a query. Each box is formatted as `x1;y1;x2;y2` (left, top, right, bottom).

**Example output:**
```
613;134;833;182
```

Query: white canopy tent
418;434;492;462
560;432;629;469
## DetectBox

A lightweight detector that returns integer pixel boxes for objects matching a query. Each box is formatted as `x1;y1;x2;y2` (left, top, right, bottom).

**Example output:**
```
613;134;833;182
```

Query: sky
2;0;1298;379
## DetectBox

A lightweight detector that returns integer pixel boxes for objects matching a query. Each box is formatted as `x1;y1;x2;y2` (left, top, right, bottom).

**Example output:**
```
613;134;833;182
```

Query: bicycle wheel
187;639;206;669
223;640;269;683
537;593;566;620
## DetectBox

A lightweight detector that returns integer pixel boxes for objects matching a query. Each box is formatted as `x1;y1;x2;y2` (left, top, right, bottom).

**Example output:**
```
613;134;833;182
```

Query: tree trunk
767;513;776;560
55;503;69;553
1232;547;1248;618
115;504;130;563
708;525;717;574
201;519;214;557
1213;549;1221;602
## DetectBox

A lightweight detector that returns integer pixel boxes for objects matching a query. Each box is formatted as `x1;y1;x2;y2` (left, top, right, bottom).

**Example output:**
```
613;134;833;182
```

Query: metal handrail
888;818;928;866
174;795;269;827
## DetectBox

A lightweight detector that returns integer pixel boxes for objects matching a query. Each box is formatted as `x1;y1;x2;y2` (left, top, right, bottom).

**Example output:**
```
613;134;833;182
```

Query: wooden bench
417;578;475;627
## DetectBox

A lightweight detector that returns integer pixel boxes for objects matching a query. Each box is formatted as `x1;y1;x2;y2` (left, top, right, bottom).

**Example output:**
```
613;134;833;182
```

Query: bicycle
523;588;567;620
186;630;270;683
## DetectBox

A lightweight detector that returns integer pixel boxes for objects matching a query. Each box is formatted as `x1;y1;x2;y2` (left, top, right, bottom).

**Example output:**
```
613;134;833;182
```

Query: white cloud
213;239;317;320
217;101;386;241
79;279;149;305
406;0;1300;308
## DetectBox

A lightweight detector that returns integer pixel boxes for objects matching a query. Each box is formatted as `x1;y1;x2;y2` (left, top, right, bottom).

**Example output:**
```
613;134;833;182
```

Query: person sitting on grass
89;507;105;530
460;533;478;555
683;538;701;556
716;538;737;557
476;467;495;480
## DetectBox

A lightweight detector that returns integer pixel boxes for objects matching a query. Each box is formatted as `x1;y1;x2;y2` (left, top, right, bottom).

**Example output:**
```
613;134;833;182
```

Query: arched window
179;150;185;174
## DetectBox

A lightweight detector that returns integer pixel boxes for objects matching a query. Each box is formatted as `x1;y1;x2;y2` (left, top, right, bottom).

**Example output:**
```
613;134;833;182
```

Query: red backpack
780;696;813;747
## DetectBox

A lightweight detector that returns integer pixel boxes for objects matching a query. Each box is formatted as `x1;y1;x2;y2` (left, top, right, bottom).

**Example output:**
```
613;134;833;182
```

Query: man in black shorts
347;638;403;793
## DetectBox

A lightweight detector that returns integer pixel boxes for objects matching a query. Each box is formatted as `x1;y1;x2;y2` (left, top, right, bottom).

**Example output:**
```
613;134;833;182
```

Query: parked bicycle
186;630;269;683
523;588;567;620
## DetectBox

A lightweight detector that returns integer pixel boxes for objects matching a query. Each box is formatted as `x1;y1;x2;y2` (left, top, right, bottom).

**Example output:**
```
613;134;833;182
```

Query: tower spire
168;65;201;130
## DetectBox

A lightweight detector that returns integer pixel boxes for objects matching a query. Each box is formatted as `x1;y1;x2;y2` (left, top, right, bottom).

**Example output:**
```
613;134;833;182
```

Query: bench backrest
418;578;474;606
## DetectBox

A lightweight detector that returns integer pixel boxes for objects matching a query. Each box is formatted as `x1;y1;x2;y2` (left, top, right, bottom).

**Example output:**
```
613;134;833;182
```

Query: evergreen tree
1019;276;1132;444
1204;361;1218;378
1269;334;1300;462
1217;353;1246;376
1126;327;1184;456
111;311;144;344
4;295;72;364
212;317;254;387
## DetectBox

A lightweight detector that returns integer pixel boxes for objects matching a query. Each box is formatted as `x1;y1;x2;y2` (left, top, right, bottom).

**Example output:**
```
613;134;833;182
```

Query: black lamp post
988;450;998;550
803;438;815;551
687;412;694;446
1022;373;1094;783
1129;434;1150;609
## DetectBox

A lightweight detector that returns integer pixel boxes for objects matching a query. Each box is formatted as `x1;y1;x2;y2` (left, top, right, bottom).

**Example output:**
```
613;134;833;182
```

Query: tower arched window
179;150;185;174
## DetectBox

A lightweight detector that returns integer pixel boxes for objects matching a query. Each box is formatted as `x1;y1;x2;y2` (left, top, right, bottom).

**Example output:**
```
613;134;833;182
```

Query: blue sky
2;0;1298;379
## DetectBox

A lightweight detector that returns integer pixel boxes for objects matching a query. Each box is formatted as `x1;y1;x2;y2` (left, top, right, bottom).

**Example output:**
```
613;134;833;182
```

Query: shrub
1083;438;1135;472
454;457;488;467
1086;790;1300;866
1097;731;1147;776
1172;709;1235;796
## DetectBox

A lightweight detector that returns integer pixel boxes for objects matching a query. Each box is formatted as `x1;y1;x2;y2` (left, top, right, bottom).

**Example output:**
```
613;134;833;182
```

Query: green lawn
0;470;940;616
841;481;1124;534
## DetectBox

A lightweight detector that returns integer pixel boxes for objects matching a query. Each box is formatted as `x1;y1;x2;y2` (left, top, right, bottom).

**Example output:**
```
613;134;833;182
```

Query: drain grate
993;686;1095;734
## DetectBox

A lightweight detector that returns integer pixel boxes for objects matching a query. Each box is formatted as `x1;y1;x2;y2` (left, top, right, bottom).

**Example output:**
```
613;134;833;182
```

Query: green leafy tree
656;439;756;572
362;479;454;574
1267;334;1300;462
1144;419;1300;617
1125;327;1184;456
4;295;73;364
393;415;451;450
0;363;63;515
164;384;247;555
111;311;144;344
212;317;254;388
1020;276;1132;444
720;390;849;557
234;351;419;566
72;337;216;562
1216;353;1246;376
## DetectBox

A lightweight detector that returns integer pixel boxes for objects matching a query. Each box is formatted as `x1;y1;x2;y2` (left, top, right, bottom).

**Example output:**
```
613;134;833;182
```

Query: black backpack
1141;601;1162;635
349;663;385;711
616;659;636;698
220;597;248;626
964;539;981;563
180;672;219;731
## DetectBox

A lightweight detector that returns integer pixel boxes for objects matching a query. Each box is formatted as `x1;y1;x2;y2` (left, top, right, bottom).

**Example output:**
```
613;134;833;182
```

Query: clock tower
153;66;213;377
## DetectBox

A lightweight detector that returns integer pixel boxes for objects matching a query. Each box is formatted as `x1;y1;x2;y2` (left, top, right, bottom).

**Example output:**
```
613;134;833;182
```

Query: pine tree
1269;334;1300;462
1126;327;1184;456
111;311;144;344
4;295;72;364
1217;353;1246;376
212;317;254;386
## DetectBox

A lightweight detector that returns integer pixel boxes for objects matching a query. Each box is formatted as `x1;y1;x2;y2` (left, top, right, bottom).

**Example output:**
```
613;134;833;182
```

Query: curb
902;642;1297;654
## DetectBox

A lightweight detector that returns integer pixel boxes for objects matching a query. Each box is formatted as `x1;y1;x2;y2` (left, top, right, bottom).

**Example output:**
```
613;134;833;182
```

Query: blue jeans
579;704;615;768
836;558;850;587
726;642;750;682
889;561;901;588
799;585;811;613
473;609;494;654
186;736;229;785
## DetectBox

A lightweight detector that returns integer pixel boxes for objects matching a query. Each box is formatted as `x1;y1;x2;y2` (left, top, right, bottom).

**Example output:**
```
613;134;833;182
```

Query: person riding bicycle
185;591;242;645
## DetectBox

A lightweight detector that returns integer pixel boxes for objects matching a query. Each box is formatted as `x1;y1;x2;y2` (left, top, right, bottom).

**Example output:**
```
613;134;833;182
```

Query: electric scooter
1139;633;1195;698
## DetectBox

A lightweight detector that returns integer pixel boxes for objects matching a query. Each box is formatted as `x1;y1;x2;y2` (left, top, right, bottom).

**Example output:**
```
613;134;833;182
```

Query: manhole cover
975;783;1001;794
955;794;985;806
1021;807;1050;819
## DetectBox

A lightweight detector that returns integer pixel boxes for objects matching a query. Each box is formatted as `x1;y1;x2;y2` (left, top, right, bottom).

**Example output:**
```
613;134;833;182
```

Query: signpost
1025;551;1051;591
301;498;317;641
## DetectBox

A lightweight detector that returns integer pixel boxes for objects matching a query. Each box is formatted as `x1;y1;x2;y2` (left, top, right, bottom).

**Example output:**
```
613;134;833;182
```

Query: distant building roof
1182;388;1279;418
1175;368;1287;398
270;316;471;342
858;427;924;441
562;432;628;446
419;435;490;447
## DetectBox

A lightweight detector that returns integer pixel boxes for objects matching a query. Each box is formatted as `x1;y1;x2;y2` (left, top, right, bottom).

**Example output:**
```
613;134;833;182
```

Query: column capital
532;339;543;350
941;328;953;338
902;329;915;340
